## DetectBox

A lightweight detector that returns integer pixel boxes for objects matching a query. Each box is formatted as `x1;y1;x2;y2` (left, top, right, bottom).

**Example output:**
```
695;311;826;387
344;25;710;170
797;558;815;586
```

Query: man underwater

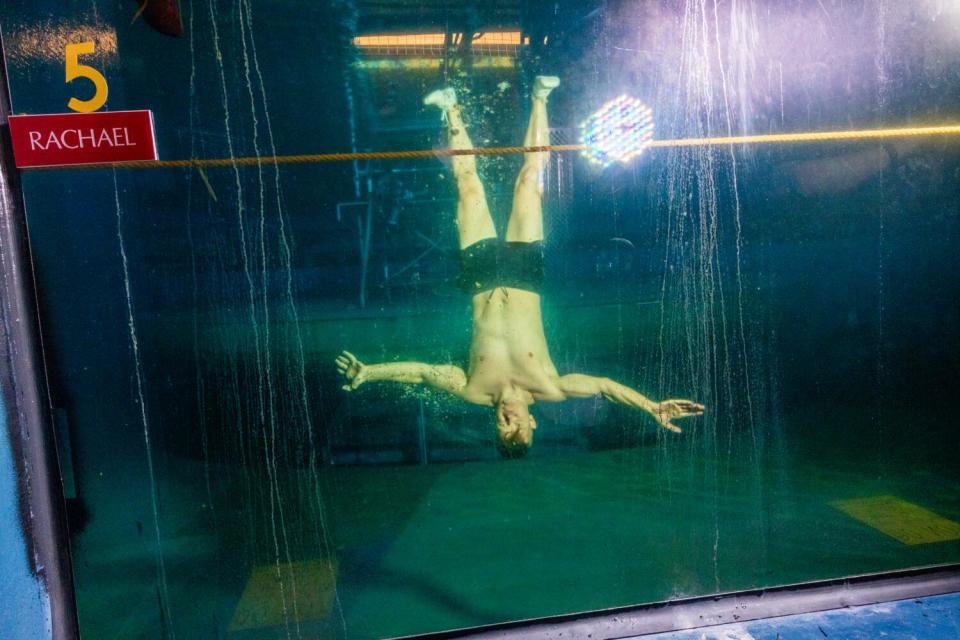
336;76;704;457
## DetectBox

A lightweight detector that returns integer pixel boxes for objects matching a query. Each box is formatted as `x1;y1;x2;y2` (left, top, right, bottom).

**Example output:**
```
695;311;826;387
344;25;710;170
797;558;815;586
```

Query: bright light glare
580;95;654;167
353;32;523;48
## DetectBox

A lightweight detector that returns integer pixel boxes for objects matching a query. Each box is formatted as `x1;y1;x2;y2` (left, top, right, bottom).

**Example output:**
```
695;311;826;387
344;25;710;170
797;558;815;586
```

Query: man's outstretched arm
557;374;704;433
335;351;467;398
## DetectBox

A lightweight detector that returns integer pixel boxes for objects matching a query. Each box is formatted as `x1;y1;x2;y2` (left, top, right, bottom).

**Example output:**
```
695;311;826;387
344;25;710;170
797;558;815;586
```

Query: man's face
496;400;536;447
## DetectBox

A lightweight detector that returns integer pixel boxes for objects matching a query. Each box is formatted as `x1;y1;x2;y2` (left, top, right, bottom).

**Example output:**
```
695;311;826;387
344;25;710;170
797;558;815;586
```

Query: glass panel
2;1;958;638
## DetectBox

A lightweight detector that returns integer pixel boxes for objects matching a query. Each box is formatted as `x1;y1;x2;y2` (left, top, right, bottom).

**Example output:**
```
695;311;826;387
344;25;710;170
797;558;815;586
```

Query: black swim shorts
457;238;545;294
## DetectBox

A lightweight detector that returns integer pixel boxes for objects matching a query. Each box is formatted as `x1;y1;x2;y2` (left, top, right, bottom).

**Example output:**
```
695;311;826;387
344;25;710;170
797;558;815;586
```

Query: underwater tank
0;0;958;638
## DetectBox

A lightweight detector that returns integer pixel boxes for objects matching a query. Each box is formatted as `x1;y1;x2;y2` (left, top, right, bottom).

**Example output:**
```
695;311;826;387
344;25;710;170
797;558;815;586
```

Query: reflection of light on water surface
4;24;116;64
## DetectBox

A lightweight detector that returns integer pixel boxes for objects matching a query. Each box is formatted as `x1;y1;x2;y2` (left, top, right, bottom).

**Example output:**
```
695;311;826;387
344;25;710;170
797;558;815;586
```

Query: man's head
494;397;537;458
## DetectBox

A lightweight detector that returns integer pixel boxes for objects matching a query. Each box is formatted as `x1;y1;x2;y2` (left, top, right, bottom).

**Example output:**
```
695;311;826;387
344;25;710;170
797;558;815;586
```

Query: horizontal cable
21;124;960;171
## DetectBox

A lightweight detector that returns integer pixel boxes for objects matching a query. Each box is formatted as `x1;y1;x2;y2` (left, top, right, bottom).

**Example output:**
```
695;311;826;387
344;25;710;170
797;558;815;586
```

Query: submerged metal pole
0;46;80;639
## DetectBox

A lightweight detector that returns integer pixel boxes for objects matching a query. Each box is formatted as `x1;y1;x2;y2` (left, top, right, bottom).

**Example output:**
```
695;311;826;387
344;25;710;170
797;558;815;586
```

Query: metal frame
0;45;80;639
397;564;960;640
336;166;454;308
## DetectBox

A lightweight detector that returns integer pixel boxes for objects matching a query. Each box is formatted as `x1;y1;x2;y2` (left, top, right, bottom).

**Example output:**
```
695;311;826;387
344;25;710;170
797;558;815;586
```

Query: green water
2;0;959;638
71;430;959;638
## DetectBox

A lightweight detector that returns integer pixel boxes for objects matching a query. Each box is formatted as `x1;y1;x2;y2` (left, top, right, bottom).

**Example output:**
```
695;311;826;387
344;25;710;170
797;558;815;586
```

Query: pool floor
68;425;960;639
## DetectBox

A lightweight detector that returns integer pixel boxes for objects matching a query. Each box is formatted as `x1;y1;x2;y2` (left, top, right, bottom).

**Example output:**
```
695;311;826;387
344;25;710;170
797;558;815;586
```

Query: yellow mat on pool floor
229;558;338;631
830;495;960;545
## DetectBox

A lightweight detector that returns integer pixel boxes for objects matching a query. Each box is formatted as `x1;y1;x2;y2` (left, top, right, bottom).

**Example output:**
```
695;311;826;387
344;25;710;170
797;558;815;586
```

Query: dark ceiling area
355;0;523;33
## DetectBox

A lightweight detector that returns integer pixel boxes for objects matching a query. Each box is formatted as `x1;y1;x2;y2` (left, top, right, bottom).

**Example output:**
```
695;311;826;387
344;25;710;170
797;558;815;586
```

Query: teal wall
0;391;52;639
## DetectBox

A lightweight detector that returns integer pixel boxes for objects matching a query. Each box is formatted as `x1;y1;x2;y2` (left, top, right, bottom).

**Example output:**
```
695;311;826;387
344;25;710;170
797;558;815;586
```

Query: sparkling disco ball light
580;95;654;167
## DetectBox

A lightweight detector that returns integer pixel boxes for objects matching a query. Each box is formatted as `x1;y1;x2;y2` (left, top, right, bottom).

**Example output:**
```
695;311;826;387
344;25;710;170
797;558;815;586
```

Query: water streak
112;169;175;637
238;0;348;630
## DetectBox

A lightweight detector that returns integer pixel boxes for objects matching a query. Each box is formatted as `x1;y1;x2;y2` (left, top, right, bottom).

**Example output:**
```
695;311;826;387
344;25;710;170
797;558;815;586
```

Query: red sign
7;110;158;168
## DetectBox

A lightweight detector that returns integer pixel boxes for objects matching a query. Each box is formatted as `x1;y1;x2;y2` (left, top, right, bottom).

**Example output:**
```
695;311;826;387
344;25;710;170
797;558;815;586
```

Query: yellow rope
646;124;960;147
22;124;960;171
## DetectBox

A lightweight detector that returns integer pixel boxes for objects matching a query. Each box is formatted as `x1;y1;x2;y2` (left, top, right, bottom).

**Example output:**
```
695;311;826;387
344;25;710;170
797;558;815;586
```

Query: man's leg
505;76;559;243
425;89;497;249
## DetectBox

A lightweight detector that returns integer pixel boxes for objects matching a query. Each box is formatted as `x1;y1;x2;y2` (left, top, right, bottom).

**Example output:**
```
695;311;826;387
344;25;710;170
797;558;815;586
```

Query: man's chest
465;342;560;397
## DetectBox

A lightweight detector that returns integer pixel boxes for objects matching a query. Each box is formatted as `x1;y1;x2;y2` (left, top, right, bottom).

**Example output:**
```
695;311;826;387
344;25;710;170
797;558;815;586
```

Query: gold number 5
65;41;108;112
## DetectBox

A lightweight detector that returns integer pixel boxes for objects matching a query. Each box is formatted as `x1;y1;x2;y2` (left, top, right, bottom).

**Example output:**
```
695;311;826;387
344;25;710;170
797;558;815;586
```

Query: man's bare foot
533;75;560;100
424;87;457;110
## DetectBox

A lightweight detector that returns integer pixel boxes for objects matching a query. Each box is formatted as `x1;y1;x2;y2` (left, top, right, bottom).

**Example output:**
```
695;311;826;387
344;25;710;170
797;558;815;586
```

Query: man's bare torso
336;80;705;436
460;286;565;405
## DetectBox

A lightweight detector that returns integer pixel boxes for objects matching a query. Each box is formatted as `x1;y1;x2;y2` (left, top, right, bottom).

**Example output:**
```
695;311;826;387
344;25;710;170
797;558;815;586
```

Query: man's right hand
335;351;367;391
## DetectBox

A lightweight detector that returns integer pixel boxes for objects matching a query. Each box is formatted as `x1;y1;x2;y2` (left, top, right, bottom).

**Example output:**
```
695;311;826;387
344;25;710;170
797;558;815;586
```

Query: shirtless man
336;76;704;457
